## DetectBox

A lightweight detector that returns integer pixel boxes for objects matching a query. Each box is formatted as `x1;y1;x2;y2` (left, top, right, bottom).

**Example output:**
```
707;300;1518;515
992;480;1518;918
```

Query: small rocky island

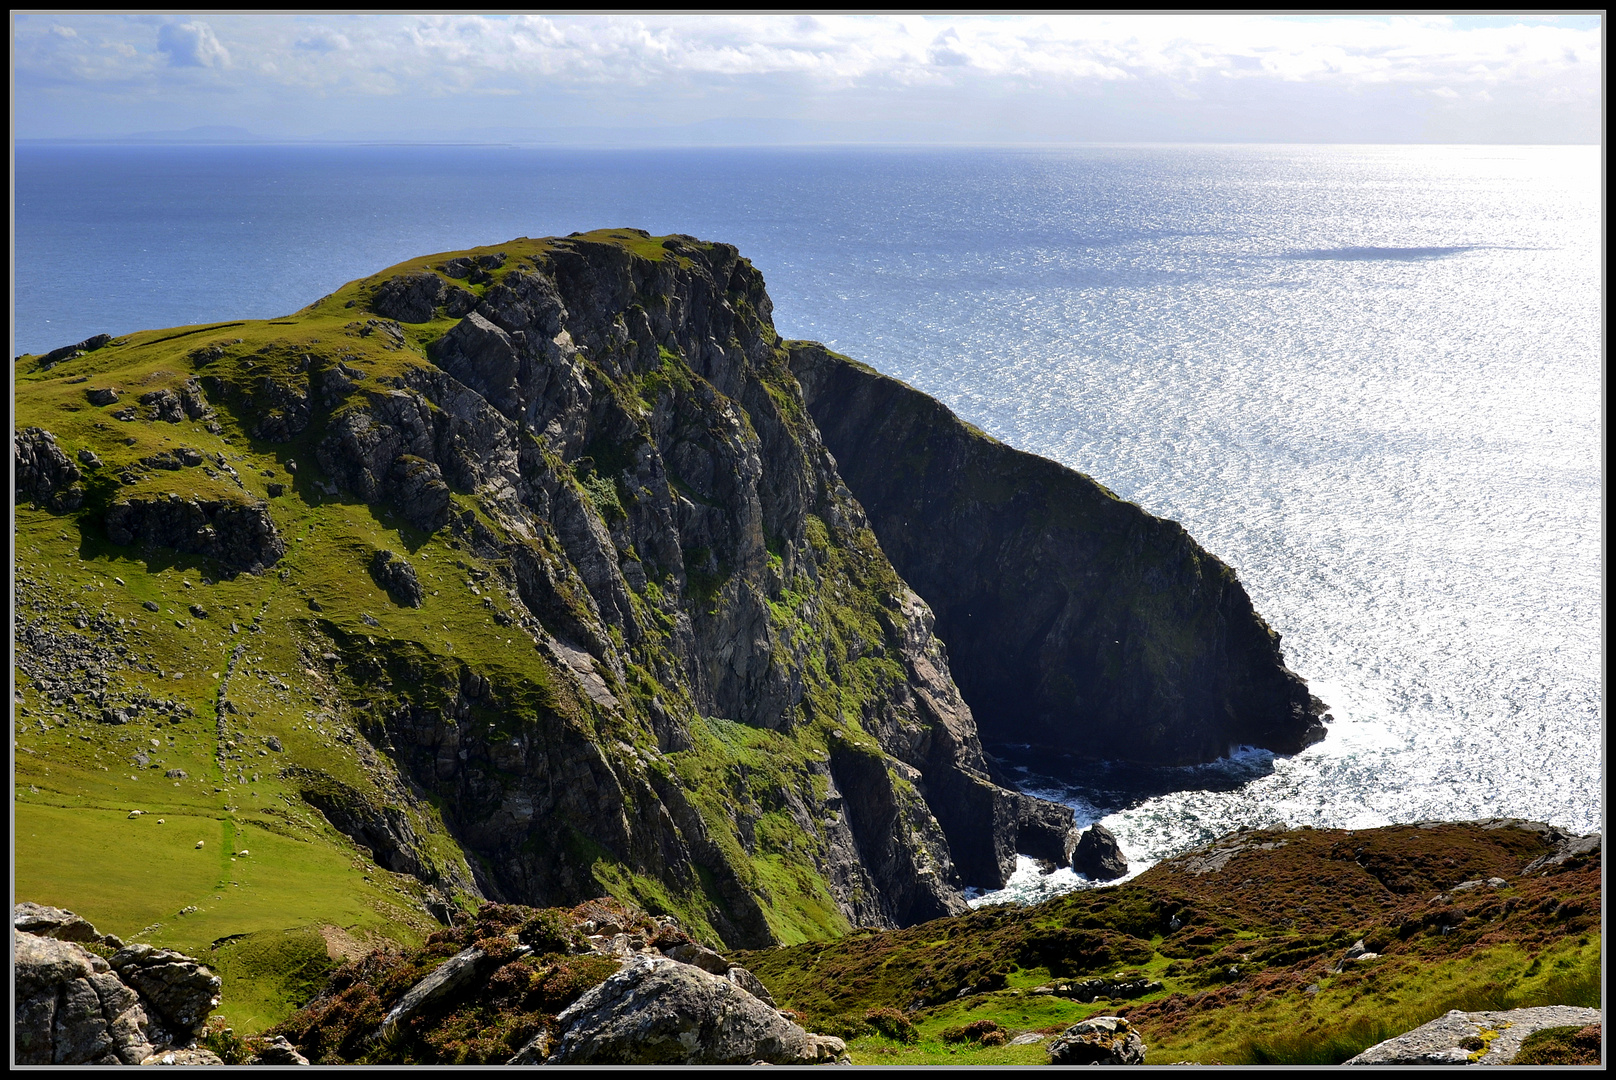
15;230;1591;1065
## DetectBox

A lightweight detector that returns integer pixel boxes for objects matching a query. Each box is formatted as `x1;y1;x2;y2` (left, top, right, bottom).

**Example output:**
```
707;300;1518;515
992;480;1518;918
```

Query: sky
11;13;1604;145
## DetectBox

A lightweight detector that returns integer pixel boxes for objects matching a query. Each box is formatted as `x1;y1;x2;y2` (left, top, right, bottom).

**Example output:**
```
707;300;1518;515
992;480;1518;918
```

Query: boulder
110;944;222;1042
540;955;823;1065
725;965;777;1008
15;931;157;1065
140;1048;227;1065
15;900;108;944
660;940;731;975
1048;1016;1147;1065
371;549;424;607
249;1034;311;1065
1074;824;1129;880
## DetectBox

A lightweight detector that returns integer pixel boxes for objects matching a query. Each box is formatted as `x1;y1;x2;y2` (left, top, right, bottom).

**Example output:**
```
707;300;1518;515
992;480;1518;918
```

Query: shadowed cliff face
788;343;1327;766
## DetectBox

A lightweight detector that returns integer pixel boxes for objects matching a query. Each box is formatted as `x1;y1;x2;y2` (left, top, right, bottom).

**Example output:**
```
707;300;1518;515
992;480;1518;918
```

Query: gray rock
1048;1015;1147;1065
542;955;820;1065
78;448;103;468
1522;832;1601;875
140;388;188;423
375;945;496;1043
371;549;424;607
371;272;454;323
140;1048;227;1065
390;454;453;532
15;900;104;943
104;495;285;576
86;386;121;405
725;965;776;1008
38;333;111;368
661;940;731;975
14;427;84;511
15;931;157;1064
1346;1006;1604;1065
428;310;523;416
249;1034;311;1064
110;943;222;1040
1074;824;1130;881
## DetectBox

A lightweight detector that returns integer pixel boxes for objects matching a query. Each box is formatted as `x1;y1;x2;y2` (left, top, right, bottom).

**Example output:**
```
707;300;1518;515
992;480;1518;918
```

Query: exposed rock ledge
1346;1006;1603;1065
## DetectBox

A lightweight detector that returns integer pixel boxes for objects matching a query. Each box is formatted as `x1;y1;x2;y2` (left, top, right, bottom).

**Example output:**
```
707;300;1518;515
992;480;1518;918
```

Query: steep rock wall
291;230;1075;942
789;343;1327;765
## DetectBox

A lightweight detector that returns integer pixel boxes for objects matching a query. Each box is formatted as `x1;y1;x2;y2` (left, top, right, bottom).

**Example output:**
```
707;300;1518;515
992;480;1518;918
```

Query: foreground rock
536;955;841;1065
13;902;221;1066
1048;1015;1147;1064
15;933;157;1065
1346;1006;1603;1065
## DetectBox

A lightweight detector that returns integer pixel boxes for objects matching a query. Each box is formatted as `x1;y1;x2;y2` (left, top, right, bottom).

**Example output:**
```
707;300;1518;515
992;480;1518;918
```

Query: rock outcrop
14;903;221;1066
104;495;285;575
17;229;1330;952
14;426;85;511
1073;824;1130;881
1345;1006;1604;1065
1048;1015;1147;1064
790;343;1327;765
538;954;834;1065
306;231;1081;931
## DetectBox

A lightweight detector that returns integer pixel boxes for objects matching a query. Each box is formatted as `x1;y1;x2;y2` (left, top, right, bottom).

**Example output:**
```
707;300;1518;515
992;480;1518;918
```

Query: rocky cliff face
789;344;1327;765
14;229;1328;959
14;230;1081;952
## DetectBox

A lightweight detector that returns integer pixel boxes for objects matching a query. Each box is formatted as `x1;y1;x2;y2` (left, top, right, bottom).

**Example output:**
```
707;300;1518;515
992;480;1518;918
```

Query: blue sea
14;144;1602;903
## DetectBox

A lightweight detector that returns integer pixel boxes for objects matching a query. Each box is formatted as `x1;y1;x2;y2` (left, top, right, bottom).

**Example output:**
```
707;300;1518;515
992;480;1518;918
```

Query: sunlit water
15;145;1602;905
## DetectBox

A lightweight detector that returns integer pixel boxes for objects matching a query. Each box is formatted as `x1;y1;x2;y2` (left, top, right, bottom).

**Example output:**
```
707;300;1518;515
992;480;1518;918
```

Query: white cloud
295;28;352;53
10;13;1602;143
157;20;230;69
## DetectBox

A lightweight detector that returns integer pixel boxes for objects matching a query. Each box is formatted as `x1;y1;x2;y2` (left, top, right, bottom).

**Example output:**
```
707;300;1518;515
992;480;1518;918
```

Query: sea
14;144;1603;906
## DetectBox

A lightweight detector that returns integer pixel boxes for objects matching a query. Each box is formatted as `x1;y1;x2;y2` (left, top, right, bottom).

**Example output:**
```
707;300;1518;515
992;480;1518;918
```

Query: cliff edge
789;344;1327;765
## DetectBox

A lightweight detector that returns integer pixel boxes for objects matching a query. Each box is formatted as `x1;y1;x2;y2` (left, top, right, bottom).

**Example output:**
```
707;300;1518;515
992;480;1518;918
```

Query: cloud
10;13;1601;143
295;28;352;53
157;21;230;68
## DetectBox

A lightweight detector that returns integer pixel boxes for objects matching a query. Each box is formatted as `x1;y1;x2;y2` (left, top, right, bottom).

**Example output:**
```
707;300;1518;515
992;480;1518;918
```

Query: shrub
863;1007;917;1044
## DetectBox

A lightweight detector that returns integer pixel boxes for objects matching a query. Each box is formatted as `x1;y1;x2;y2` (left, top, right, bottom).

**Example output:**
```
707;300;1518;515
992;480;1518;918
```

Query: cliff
13;229;1321;1012
14;230;1079;970
789;344;1327;764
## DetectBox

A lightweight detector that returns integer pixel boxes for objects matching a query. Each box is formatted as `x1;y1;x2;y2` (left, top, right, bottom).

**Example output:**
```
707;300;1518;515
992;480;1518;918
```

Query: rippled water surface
16;145;1602;901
